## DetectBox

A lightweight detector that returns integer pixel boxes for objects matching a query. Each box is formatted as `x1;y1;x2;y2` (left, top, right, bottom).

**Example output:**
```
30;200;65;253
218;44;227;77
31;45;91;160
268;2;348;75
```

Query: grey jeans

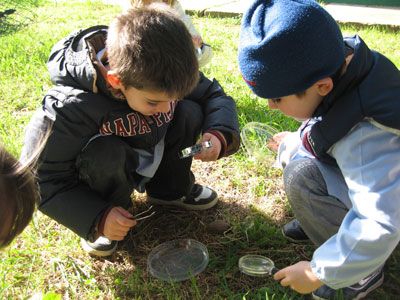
283;158;349;246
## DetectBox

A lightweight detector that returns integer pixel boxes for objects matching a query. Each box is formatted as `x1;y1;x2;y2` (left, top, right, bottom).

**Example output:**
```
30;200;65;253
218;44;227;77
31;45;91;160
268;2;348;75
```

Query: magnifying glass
179;141;212;159
238;254;279;277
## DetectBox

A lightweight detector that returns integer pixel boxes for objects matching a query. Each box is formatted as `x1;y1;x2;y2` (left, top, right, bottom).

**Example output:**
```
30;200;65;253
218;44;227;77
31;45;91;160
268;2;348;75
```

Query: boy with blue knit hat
239;0;400;299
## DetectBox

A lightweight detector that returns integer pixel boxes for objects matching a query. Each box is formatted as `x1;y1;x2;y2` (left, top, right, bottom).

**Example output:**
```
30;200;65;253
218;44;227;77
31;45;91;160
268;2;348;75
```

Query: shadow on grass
87;196;400;299
94;199;307;299
0;0;39;36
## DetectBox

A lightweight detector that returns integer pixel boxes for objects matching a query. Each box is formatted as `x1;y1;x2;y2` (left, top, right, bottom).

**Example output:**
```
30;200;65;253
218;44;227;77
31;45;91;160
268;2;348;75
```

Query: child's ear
315;77;334;96
106;71;124;90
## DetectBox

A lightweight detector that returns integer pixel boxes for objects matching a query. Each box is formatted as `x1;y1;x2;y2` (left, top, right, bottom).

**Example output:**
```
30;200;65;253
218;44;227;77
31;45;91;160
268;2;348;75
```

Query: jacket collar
313;35;374;117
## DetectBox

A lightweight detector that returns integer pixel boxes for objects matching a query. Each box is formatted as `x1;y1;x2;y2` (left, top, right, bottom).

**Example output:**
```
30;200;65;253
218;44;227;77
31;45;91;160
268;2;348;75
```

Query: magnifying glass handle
270;267;279;275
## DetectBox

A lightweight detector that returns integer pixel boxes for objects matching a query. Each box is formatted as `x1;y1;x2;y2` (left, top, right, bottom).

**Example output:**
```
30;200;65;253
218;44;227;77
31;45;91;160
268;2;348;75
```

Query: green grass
0;1;399;299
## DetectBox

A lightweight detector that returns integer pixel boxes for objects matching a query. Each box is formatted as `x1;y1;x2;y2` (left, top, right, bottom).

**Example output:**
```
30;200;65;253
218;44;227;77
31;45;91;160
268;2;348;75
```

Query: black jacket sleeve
184;73;240;157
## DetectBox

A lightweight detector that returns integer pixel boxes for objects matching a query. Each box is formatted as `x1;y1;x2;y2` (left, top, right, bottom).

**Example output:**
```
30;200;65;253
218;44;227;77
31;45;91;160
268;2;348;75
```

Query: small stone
206;219;230;234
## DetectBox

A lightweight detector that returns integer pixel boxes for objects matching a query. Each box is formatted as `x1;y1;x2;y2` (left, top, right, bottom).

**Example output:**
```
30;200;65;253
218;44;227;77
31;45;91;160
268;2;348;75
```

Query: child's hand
273;261;323;294
103;207;137;241
267;131;292;152
194;132;221;162
192;35;203;49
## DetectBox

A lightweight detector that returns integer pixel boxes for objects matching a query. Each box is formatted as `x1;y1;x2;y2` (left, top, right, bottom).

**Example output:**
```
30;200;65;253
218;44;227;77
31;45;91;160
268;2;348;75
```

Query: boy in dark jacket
238;0;400;299
21;4;240;257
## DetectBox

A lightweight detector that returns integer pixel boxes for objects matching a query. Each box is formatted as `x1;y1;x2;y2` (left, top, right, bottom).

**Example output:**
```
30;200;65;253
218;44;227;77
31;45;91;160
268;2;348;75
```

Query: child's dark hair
130;0;176;6
107;4;199;98
0;145;38;248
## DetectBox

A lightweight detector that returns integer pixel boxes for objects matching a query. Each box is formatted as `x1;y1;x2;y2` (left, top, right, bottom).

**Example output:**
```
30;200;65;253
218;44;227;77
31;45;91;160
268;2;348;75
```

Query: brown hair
107;4;198;98
130;0;176;7
0;145;38;249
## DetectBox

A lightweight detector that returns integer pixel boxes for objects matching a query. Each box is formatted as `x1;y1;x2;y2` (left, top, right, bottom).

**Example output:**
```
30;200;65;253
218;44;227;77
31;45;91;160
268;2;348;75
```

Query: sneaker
282;219;310;243
80;236;117;257
147;184;218;210
312;268;384;300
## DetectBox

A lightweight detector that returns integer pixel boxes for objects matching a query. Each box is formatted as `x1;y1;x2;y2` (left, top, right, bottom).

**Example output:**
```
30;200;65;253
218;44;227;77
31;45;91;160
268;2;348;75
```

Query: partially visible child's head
106;4;198;111
0;145;37;249
238;0;345;105
130;0;175;6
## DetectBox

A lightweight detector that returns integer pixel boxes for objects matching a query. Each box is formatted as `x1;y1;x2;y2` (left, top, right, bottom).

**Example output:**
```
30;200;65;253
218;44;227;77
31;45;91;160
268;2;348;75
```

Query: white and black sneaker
147;184;218;210
312;267;384;300
81;236;117;257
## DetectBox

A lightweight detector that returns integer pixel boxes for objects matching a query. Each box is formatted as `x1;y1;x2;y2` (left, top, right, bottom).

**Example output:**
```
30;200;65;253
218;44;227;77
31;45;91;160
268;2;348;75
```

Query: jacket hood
47;25;109;94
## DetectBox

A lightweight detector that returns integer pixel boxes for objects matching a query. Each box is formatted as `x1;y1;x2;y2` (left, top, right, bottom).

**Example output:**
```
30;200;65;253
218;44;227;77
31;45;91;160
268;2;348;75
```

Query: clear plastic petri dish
147;239;209;282
240;122;279;161
238;254;278;277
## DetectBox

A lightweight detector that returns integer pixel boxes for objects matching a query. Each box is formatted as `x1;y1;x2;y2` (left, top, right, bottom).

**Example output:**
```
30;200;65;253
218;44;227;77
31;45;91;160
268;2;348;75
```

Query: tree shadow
86;157;400;299
94;198;307;299
0;0;38;36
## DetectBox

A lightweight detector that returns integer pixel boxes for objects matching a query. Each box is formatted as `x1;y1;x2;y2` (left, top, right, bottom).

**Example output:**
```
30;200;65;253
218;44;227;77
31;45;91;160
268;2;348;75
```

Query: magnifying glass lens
239;255;278;277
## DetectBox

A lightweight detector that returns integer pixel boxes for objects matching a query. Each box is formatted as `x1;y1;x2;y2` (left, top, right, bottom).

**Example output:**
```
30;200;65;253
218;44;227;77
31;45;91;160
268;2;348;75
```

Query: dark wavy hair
0;145;38;249
107;3;199;98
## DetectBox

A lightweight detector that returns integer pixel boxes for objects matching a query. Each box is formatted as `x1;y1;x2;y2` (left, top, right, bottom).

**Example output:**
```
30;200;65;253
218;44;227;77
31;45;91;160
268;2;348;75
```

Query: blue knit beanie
238;0;345;99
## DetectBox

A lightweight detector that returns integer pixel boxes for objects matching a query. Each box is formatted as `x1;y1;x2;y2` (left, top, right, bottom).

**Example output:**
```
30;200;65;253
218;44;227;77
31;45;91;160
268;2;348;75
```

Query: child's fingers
194;146;219;161
273;269;286;281
266;139;279;152
113;207;136;227
107;233;127;241
105;221;133;240
192;35;203;48
107;220;131;232
107;228;129;238
195;133;221;161
115;206;133;218
116;216;136;228
103;227;129;241
279;277;291;287
267;131;292;152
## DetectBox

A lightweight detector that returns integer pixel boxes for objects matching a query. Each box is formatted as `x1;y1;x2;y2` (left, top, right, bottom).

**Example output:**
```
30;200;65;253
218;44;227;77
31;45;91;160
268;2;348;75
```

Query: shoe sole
354;273;384;300
312;273;384;300
281;228;312;244
148;196;218;211
80;240;117;257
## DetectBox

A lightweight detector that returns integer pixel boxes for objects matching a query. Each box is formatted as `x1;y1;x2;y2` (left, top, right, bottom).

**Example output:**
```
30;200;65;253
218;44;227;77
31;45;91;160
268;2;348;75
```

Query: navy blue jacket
306;35;400;163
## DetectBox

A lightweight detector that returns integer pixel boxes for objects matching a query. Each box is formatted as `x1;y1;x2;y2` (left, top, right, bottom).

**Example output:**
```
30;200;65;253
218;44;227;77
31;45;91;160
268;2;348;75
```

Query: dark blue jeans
76;100;203;208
